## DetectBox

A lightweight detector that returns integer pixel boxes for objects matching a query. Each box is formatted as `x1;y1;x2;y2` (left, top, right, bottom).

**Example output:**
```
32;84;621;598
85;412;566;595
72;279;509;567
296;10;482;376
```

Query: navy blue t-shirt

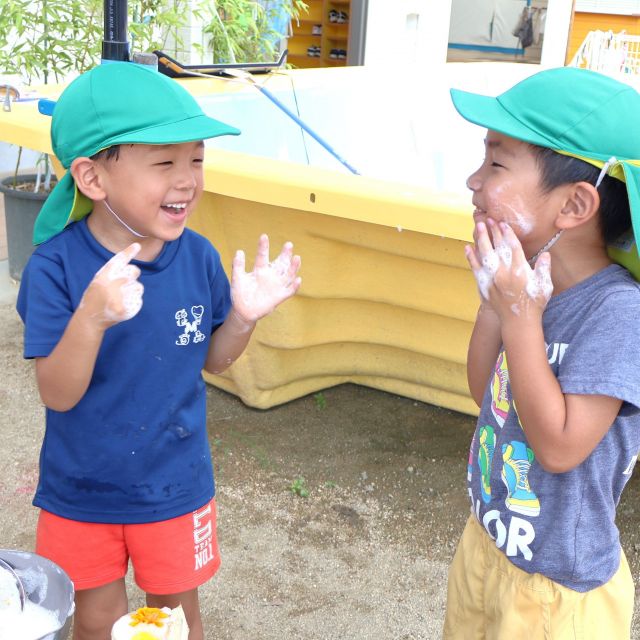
17;218;231;523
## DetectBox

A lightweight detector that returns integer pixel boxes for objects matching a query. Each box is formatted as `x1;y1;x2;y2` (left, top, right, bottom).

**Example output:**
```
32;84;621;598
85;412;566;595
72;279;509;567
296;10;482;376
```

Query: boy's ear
556;181;600;229
70;157;106;200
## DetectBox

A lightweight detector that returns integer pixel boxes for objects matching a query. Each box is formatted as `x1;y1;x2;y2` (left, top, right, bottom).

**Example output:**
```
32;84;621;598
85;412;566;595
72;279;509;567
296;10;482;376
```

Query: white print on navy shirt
193;503;215;570
175;306;205;345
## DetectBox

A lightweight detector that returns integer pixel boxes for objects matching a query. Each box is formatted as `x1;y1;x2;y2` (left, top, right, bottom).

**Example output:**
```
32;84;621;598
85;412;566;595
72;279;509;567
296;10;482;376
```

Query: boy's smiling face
467;130;559;260
94;141;205;245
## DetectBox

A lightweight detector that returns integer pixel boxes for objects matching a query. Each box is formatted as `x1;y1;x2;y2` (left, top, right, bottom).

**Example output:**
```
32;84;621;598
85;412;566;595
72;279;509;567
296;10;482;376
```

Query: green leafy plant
194;0;308;64
0;0;103;84
289;477;309;497
0;0;308;194
129;0;191;57
0;0;308;83
313;392;327;410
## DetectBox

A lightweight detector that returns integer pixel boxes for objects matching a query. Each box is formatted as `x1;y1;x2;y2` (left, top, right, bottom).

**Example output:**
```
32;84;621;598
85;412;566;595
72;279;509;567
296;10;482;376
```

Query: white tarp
449;0;528;50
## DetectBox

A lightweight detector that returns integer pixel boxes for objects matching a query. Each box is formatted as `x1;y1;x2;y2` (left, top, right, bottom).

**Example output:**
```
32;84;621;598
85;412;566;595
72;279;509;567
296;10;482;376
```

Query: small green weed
313;392;327;410
289;477;310;498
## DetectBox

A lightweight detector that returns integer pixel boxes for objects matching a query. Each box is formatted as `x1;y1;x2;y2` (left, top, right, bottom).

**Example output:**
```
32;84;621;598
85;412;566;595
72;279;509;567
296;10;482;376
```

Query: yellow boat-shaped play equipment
0;62;544;415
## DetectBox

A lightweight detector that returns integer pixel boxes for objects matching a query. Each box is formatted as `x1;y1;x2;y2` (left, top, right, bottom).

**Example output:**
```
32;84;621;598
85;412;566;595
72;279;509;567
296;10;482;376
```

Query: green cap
450;67;640;276
34;62;241;244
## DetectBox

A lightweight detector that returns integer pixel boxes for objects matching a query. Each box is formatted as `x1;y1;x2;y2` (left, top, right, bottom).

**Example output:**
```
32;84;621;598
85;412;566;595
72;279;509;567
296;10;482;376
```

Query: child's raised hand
230;234;301;324
465;219;552;319
79;243;144;328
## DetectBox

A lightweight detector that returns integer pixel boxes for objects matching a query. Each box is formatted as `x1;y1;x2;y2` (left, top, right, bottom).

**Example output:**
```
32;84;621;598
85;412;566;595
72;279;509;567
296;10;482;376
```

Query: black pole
102;0;130;61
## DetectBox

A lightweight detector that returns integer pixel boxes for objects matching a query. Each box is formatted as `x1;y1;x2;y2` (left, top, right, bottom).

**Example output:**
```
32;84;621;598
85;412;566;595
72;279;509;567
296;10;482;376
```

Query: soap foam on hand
111;606;189;640
0;569;60;640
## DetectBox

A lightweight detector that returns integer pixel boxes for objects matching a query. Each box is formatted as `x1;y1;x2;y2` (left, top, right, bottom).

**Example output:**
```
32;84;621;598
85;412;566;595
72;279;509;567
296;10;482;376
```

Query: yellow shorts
443;515;634;640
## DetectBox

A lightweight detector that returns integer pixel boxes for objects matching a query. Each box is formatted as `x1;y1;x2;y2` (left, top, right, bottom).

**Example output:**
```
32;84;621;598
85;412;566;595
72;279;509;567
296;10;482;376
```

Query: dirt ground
1;289;640;639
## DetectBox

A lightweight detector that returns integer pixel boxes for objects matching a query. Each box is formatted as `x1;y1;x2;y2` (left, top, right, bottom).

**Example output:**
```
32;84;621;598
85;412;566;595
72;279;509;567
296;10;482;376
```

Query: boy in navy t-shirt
17;62;301;639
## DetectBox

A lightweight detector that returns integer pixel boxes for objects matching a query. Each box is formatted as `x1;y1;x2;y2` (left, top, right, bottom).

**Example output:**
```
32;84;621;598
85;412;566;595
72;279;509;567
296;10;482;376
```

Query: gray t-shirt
468;264;640;592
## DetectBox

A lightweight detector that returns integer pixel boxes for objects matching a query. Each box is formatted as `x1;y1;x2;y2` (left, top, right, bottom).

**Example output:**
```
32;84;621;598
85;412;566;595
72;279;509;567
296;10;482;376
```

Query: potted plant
0;0;185;279
0;150;57;280
0;0;103;278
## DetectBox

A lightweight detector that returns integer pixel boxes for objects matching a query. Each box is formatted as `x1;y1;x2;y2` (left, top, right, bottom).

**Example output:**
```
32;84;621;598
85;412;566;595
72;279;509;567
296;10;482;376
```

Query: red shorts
36;499;220;594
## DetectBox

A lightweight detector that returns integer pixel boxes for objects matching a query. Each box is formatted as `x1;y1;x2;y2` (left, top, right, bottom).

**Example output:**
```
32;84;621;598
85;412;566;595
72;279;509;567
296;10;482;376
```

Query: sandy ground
1;282;640;639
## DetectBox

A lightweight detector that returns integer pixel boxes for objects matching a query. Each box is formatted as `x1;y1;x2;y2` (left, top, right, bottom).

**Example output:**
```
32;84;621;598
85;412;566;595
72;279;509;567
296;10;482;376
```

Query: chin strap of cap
596;156;618;188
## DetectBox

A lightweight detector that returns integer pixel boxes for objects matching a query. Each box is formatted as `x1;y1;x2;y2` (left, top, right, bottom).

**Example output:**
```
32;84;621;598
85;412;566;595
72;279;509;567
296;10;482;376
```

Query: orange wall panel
567;12;640;63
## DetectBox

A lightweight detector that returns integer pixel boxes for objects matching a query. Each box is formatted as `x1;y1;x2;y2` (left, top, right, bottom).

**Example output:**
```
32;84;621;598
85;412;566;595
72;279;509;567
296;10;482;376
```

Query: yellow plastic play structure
0;65;488;415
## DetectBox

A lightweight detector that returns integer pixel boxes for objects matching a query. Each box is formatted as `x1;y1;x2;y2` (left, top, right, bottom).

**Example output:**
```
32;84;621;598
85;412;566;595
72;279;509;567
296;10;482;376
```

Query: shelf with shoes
322;0;350;66
287;0;324;67
287;0;351;68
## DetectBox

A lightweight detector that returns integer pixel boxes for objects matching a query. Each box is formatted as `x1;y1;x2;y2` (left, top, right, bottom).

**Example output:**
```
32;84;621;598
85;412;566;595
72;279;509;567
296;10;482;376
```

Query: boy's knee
73;579;127;640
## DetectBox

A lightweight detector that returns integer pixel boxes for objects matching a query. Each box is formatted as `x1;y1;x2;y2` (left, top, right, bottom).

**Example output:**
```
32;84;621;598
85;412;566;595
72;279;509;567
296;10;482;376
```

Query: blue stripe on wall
448;43;525;55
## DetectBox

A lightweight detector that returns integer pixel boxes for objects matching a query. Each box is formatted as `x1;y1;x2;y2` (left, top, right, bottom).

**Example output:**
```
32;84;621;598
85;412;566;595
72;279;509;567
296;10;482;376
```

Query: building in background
567;1;640;62
447;0;548;64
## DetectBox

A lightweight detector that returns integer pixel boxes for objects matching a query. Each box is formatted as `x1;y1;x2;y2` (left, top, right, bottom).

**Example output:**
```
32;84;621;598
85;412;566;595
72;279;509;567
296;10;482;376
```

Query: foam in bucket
0;550;74;640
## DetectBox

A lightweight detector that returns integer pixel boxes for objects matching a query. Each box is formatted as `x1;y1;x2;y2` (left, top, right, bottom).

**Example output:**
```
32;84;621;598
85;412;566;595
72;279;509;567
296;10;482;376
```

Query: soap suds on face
498;202;534;236
490;188;535;236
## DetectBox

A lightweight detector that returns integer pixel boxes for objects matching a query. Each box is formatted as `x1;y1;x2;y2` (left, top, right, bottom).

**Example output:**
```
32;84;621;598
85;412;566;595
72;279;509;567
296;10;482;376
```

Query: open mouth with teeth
161;202;188;215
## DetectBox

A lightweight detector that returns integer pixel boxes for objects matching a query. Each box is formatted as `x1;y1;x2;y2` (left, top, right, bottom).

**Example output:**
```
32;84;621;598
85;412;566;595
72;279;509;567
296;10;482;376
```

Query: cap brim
102;113;241;150
450;88;559;150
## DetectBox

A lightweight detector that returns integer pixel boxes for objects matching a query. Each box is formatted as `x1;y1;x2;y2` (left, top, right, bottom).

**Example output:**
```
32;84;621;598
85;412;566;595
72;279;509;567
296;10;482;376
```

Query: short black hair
529;145;631;244
90;145;122;162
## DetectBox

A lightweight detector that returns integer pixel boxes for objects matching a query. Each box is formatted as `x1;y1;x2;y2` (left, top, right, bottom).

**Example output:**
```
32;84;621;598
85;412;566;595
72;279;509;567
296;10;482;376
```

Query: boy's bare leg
73;578;128;640
146;588;203;640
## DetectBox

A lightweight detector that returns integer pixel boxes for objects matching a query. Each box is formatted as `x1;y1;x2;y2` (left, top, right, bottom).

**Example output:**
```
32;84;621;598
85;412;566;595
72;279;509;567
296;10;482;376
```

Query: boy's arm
501;316;622;473
35;244;143;411
204;234;301;374
466;304;502;406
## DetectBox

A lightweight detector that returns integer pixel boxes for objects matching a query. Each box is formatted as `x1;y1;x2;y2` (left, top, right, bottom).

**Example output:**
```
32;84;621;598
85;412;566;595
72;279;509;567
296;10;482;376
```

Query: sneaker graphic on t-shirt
501;441;540;517
491;351;510;427
478;425;496;504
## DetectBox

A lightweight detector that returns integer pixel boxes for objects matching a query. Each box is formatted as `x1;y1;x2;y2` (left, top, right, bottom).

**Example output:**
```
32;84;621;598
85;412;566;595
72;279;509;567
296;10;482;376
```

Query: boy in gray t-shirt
445;67;640;639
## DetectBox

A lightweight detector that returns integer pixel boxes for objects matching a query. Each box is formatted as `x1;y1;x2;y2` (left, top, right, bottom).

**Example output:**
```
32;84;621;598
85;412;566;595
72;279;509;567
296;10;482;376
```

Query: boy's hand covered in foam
465;219;553;319
79;242;145;327
230;234;301;325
